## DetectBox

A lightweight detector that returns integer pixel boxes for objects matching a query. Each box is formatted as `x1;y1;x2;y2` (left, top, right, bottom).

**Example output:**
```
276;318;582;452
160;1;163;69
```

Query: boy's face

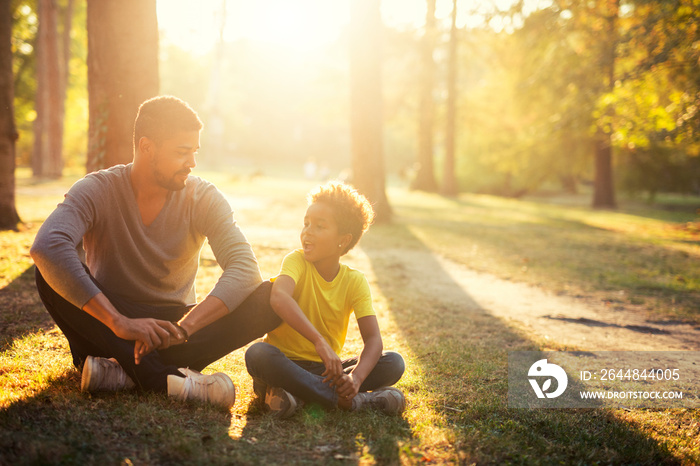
301;202;348;266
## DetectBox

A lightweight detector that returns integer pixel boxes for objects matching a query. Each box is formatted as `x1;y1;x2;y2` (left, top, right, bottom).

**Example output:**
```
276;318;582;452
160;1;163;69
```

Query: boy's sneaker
167;370;236;409
265;386;301;419
81;356;135;393
352;387;406;415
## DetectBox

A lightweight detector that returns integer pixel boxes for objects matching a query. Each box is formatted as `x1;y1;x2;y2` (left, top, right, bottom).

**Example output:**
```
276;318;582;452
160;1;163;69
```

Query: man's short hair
133;96;203;151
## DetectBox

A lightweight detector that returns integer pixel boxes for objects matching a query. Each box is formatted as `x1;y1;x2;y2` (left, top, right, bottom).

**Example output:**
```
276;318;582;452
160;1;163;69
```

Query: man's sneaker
352;387;406;415
167;370;235;409
265;386;300;419
81;356;135;393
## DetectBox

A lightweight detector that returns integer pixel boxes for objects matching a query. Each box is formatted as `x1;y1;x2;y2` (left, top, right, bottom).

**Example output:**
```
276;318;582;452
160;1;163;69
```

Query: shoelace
98;359;129;390
181;375;216;402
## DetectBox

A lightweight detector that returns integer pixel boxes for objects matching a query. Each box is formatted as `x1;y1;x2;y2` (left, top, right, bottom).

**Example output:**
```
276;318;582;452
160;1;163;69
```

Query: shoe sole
80;356;96;392
213;373;236;409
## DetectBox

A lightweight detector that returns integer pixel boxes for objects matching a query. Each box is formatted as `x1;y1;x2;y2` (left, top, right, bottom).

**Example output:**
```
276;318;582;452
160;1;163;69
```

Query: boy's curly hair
308;181;375;255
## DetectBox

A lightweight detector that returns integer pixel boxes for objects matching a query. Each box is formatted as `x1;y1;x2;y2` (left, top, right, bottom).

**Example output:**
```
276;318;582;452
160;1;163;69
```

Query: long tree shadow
0;265;54;351
399;198;700;323
359;220;689;464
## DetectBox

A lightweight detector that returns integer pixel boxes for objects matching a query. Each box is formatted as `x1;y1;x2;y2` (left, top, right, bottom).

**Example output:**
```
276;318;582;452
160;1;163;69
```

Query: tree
86;0;158;172
411;0;438;192
441;0;459;196
591;0;619;209
349;0;391;222
0;0;21;230
32;0;63;179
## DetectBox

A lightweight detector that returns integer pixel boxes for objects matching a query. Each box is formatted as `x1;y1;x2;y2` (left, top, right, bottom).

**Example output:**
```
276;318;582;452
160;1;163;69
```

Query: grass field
1;170;698;464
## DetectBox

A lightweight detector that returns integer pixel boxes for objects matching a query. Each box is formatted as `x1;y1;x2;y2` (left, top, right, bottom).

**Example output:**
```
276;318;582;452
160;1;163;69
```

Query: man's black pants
35;266;282;392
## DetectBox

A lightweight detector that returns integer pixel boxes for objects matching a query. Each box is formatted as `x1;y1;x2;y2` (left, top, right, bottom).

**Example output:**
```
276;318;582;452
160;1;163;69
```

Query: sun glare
157;0;479;55
157;0;355;54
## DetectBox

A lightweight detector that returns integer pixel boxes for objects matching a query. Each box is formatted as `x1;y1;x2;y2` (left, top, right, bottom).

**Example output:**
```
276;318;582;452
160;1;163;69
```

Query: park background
1;0;699;464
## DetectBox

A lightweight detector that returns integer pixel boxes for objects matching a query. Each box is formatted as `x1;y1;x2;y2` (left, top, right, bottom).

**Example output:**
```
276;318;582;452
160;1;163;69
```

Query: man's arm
31;177;181;363
84;293;181;364
195;184;263;313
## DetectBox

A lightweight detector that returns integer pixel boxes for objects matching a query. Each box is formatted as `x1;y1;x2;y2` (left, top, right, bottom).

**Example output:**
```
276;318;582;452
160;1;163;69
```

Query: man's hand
112;316;182;364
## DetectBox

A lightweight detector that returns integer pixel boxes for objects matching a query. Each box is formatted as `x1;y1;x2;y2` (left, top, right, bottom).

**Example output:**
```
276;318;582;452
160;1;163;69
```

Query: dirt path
360;247;700;352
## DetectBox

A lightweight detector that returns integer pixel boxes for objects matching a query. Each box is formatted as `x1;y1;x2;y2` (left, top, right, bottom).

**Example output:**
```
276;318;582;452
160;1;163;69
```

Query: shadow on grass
0;265;54;351
360;221;689;464
399;199;700;323
0;371;243;464
0;370;413;464
543;315;671;335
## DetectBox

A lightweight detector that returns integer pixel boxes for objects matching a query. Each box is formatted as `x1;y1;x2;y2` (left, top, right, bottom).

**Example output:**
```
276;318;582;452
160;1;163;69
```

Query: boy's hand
335;373;361;401
316;339;343;383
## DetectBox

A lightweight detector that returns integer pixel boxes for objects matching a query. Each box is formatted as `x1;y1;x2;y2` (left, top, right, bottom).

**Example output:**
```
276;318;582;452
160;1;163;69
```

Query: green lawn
1;170;698;464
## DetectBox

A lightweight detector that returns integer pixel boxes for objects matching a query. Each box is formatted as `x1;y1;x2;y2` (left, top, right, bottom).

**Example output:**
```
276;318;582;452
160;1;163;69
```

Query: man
30;96;281;408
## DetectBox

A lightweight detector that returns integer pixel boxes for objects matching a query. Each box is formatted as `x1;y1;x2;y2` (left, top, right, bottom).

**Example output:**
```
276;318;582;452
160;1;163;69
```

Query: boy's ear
339;233;353;251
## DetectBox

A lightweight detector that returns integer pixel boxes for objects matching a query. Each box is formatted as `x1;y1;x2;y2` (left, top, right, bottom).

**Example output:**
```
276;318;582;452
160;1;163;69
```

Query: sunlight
157;0;352;54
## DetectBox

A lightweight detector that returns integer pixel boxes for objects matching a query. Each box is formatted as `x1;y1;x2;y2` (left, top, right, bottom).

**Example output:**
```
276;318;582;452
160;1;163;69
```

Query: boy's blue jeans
244;341;405;410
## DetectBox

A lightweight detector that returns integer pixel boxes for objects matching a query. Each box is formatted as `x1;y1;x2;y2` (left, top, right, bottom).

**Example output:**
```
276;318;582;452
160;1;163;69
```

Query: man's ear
138;136;156;158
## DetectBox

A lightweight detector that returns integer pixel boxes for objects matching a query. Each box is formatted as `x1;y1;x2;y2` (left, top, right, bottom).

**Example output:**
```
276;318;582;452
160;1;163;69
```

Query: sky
155;0;519;55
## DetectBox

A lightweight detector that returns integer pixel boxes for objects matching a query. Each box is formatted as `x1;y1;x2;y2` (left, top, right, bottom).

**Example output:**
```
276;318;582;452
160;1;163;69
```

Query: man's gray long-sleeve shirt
31;164;262;311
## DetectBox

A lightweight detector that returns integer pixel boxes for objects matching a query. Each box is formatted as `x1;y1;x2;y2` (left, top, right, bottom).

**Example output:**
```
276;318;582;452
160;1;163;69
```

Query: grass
1;169;699;464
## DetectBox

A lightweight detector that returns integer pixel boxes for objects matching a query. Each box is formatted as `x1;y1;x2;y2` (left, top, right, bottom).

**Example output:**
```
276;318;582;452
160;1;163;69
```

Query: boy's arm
270;275;344;382
335;315;383;400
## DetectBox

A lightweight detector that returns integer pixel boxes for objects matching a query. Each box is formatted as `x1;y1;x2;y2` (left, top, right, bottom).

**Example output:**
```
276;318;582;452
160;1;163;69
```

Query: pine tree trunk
441;0;459;196
593;134;616;208
86;0;159;172
349;0;392;222
33;0;63;179
592;0;618;209
412;0;438;192
56;0;73;174
0;0;21;230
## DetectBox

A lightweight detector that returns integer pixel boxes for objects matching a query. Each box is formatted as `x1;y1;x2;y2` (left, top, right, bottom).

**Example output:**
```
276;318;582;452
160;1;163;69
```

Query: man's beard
152;160;189;191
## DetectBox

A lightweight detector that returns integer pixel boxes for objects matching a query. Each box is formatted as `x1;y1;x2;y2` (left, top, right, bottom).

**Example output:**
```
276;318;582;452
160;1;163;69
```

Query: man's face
150;130;200;191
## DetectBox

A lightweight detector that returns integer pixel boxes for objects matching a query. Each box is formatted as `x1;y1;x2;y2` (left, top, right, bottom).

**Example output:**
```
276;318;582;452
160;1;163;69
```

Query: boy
245;182;405;418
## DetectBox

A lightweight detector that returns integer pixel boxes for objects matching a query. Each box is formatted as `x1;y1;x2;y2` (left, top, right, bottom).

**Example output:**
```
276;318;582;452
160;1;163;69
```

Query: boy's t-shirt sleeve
352;274;375;319
276;249;306;283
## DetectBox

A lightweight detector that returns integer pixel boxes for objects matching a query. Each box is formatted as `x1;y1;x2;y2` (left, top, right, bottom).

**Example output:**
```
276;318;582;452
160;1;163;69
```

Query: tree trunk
593;133;616;208
0;0;21;230
349;0;391;222
87;0;159;172
441;0;459;196
592;0;618;209
32;0;63;179
57;0;73;169
411;0;438;192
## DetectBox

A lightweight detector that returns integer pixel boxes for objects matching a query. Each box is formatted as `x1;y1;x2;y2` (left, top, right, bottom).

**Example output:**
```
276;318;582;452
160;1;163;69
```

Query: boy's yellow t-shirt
265;249;375;362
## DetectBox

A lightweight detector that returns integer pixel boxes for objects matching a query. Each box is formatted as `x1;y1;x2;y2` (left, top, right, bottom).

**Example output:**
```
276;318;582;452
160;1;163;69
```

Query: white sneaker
167;369;236;409
352;387;406;415
81;356;136;393
265;386;301;419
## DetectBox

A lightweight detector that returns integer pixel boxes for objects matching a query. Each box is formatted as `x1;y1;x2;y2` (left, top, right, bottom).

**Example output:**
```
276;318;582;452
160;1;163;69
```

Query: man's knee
382;351;406;383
